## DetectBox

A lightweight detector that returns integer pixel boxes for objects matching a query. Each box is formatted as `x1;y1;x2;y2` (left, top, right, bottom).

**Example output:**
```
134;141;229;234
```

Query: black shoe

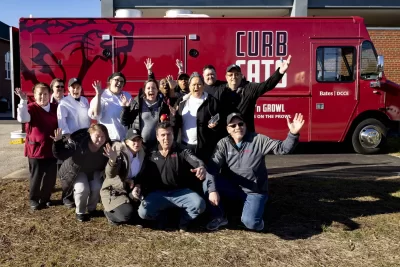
63;198;75;209
88;210;103;218
30;200;40;211
76;213;89;222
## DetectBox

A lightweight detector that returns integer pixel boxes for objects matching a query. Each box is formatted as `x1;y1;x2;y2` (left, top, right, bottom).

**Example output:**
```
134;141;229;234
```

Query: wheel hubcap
359;126;382;149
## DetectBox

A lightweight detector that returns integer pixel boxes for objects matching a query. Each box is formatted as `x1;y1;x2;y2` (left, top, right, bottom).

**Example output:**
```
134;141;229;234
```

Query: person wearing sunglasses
204;112;305;232
50;78;65;104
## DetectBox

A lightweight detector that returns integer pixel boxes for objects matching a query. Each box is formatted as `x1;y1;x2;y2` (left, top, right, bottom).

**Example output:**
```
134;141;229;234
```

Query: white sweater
57;95;91;135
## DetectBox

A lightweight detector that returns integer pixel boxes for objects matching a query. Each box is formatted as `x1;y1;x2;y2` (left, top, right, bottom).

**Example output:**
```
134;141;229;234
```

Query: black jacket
204;68;284;132
172;92;222;162
52;128;110;200
139;143;212;194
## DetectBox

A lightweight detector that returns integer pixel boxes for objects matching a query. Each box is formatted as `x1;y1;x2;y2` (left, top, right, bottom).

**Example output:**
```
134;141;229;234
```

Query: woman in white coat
57;77;91;138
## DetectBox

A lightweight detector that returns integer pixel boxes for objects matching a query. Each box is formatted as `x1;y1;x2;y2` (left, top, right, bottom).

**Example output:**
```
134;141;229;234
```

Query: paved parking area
0;121;399;180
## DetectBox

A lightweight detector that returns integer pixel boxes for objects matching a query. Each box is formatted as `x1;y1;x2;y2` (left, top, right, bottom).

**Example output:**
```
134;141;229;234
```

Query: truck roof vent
165;9;208;18
115;9;143;18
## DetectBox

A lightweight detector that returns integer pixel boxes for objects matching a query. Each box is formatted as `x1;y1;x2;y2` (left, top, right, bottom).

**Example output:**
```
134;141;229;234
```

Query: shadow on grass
264;163;400;240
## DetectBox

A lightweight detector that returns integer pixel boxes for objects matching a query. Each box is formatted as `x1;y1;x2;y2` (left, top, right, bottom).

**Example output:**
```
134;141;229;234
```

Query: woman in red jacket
15;83;58;211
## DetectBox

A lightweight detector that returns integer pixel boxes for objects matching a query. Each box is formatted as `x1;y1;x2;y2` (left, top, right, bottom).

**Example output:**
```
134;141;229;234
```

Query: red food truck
10;16;400;154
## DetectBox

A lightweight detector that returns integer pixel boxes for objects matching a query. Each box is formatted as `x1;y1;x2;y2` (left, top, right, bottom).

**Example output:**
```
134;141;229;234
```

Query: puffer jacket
52;128;110;200
100;142;146;212
120;94;170;132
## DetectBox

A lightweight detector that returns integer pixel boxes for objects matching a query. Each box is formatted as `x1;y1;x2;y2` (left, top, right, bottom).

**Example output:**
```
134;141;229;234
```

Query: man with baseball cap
204;111;304;231
204;55;292;134
101;128;146;225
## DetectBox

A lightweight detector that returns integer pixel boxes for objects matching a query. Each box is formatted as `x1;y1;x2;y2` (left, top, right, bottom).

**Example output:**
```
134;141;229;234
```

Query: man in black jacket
137;122;214;232
204;56;292;133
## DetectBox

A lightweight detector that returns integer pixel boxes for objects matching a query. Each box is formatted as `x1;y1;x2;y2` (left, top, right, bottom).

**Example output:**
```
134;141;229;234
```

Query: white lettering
262;104;286;112
320;91;334;96
247;60;260;84
235;59;287;88
336;91;349;96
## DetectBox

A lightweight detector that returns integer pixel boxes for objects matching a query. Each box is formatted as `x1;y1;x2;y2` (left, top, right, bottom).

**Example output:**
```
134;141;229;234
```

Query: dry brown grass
1;175;400;267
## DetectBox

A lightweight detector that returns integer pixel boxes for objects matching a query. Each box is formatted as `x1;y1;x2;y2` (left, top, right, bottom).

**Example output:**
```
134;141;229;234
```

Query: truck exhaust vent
115;9;143;18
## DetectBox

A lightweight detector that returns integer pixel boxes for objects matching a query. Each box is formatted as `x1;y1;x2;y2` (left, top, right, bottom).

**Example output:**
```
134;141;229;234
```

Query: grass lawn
1;174;400;267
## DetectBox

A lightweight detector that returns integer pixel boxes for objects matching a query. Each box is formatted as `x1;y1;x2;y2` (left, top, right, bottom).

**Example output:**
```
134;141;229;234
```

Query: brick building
0;21;10;112
100;0;400;84
369;29;400;84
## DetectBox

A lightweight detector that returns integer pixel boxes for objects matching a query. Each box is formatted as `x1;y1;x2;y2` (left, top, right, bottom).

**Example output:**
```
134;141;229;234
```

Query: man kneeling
138;122;209;232
205;112;305;231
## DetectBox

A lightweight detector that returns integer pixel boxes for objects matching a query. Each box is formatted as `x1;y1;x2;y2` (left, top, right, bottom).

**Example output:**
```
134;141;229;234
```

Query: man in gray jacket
205;112;304;231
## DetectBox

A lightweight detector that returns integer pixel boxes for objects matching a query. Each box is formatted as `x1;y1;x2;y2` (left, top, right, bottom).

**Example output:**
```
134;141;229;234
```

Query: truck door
310;41;359;141
9;26;20;119
112;36;186;95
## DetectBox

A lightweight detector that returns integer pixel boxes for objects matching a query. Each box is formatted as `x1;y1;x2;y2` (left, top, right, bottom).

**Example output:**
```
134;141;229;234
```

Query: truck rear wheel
351;118;387;154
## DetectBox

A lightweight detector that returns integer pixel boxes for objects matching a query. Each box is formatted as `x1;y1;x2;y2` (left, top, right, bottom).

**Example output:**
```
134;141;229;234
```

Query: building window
5;51;10;80
316;47;355;82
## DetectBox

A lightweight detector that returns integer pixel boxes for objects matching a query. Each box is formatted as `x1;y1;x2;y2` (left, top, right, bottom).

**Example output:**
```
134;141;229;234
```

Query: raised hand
120;94;131;107
50;128;63;142
279;55;292;74
103;143;118;162
166;75;177;91
92;80;104;96
287;113;304;135
176;59;183;72
144;58;154;71
14;88;27;101
190;166;206;180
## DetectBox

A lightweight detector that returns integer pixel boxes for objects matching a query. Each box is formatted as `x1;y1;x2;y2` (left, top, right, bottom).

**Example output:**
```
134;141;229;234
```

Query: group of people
15;56;305;232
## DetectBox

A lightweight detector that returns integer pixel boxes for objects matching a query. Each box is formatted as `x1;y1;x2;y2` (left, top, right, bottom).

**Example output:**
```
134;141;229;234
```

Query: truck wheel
351;118;387;154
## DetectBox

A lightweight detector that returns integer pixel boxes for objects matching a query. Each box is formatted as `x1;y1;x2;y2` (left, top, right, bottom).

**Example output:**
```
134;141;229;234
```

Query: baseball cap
226;64;242;73
68;78;81;87
125;128;142;141
226;112;244;124
178;73;190;80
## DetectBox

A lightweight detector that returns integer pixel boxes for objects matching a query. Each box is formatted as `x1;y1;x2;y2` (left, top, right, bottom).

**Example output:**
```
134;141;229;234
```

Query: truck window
360;41;378;80
316;47;355;82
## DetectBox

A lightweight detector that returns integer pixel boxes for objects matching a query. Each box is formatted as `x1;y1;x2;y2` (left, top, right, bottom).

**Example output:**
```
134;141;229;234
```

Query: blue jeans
138;188;206;226
204;177;268;231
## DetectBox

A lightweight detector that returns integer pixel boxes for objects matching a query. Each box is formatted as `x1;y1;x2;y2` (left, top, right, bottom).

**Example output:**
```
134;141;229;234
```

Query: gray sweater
206;132;299;193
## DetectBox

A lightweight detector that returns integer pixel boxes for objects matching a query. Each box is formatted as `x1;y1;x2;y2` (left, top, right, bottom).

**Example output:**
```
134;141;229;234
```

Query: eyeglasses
55;85;64;88
228;122;244;128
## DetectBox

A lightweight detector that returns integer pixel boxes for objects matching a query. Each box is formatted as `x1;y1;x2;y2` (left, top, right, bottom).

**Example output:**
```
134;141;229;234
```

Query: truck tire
351;118;387;154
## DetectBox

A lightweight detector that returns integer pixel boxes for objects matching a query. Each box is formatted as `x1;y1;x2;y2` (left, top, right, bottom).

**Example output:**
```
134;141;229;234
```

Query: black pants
28;158;57;203
104;203;136;224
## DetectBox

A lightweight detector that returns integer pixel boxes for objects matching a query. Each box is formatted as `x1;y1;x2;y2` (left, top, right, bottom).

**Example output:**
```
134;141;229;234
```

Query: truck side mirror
377;55;384;73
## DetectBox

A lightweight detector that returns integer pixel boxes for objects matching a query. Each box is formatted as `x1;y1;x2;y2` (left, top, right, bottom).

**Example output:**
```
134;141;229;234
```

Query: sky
0;0;101;27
